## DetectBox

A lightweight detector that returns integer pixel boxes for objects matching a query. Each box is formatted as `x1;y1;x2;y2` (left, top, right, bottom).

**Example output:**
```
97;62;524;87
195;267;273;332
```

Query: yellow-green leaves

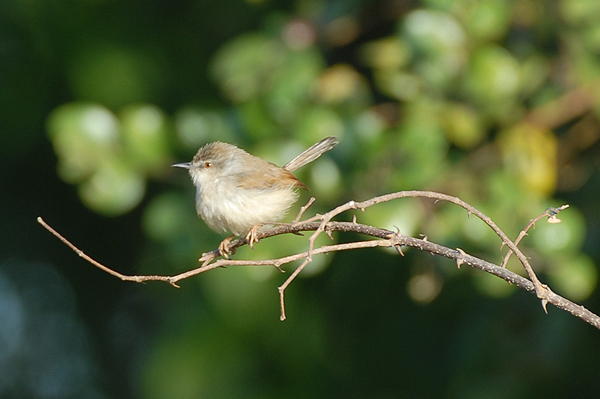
47;103;170;215
498;123;557;196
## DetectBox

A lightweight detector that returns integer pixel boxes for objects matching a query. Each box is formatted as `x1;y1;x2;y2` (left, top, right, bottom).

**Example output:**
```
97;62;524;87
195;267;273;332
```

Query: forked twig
500;205;570;268
38;191;600;329
276;191;550;315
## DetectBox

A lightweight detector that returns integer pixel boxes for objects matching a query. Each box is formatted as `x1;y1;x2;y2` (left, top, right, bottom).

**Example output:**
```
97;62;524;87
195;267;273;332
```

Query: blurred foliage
4;0;600;398
47;103;170;214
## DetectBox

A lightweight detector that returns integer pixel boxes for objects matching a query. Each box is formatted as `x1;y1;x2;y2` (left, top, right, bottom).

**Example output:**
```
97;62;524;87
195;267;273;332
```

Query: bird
172;136;338;256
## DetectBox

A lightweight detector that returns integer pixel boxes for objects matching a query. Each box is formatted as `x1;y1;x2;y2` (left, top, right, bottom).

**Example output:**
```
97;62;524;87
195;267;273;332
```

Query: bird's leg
218;234;236;258
245;223;263;248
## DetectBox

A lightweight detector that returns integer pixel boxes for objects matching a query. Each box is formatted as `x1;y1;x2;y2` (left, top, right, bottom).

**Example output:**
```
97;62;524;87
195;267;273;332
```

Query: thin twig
501;205;570;268
339;191;549;304
293;197;316;223
278;201;353;318
37;217;181;287
37;192;600;330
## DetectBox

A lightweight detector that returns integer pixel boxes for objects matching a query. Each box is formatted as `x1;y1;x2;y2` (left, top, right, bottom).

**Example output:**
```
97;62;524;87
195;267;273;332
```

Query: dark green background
2;0;600;398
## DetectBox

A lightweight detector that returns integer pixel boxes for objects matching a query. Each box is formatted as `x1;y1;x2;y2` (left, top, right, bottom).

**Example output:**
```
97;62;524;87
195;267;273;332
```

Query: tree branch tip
293;197;316;222
548;204;569;215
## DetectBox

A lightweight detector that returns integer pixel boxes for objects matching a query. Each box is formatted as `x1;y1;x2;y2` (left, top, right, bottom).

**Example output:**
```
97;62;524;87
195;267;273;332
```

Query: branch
37;191;600;329
500;204;570;268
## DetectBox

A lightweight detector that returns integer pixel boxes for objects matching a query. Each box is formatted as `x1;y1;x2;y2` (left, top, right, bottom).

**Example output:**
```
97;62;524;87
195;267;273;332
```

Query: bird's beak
172;162;192;169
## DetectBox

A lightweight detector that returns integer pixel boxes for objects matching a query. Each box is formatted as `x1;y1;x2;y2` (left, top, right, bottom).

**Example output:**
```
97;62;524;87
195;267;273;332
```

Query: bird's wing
236;162;307;190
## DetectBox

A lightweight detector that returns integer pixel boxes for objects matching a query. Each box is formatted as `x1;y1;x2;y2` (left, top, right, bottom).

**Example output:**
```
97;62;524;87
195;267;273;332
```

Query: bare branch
293;196;316;223
37;192;600;330
37;217;183;287
501;205;570;268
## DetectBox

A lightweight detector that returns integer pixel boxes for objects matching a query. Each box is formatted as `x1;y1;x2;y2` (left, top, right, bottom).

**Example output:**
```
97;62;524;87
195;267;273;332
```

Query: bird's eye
204;161;212;169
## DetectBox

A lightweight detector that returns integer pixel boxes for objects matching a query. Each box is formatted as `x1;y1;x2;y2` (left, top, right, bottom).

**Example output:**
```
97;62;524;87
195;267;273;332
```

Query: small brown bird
173;137;338;254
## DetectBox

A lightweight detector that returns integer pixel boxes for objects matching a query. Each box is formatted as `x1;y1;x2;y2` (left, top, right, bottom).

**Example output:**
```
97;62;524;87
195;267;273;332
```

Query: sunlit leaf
560;0;600;25
47;103;120;182
360;37;411;70
211;33;285;102
175;108;236;148
120;104;170;174
402;9;467;88
441;102;484;149
143;192;192;241
459;0;511;41
463;44;521;106
314;64;370;106
79;161;145;216
530;205;586;254
547;254;598;301
498;123;557;196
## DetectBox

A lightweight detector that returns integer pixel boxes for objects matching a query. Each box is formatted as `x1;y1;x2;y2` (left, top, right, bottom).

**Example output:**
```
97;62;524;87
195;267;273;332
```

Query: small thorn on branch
388;228;404;256
541;299;549;314
326;228;334;240
395;245;405;256
456;248;467;269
